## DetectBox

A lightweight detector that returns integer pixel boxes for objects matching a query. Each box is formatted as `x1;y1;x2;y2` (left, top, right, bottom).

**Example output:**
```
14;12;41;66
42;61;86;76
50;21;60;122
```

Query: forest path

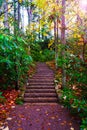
5;62;80;130
24;62;58;104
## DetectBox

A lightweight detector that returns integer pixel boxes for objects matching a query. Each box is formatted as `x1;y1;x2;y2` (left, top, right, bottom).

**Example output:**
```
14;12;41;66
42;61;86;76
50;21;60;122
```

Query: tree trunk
4;0;9;30
27;0;32;28
55;0;59;69
14;0;17;35
54;19;57;68
18;2;21;29
61;0;66;87
38;6;41;40
14;0;19;90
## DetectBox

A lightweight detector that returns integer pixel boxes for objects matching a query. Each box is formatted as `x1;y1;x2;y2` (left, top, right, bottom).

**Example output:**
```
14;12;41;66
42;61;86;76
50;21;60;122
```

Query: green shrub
56;44;87;129
0;33;33;90
15;97;24;105
30;43;55;62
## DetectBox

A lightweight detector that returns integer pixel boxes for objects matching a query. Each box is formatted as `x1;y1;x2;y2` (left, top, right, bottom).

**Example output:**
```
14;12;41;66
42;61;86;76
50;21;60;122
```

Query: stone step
28;79;54;82
28;81;54;83
31;77;54;79
36;69;53;71
24;93;57;97
36;72;53;73
25;89;56;93
24;97;58;103
26;85;55;89
24;62;58;104
29;82;54;85
33;74;54;76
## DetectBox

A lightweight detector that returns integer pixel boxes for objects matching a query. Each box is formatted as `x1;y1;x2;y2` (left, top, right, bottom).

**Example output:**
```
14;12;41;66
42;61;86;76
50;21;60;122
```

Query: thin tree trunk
4;0;9;30
82;37;86;62
55;0;59;69
61;0;66;87
27;7;31;26
14;0;19;90
38;8;41;40
18;2;21;29
54;19;57;69
14;0;17;35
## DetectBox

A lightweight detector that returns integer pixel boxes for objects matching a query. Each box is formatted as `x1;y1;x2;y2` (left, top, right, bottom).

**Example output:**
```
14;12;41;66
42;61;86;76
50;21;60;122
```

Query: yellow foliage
48;39;54;48
34;0;47;9
73;33;81;38
18;0;22;3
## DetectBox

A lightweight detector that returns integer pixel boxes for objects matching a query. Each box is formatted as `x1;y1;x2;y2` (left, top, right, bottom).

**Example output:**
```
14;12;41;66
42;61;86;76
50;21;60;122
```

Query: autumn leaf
47;128;51;130
70;127;74;130
3;126;9;130
17;128;23;130
36;109;40;112
69;122;72;126
6;117;12;121
51;116;55;120
47;122;51;126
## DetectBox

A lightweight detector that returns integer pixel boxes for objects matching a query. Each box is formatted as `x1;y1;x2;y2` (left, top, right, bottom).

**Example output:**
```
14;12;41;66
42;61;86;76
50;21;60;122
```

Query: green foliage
56;43;87;129
0;92;4;98
15;97;24;105
0;32;33;89
80;118;87;130
0;0;3;7
0;92;6;104
30;43;55;62
61;87;87;129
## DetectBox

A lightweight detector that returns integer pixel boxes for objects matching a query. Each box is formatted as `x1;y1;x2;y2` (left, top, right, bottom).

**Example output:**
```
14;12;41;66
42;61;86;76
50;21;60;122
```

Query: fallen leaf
48;128;51;130
56;115;59;118
61;122;65;126
51;116;55;120
3;126;9;130
0;126;4;129
18;120;22;124
11;106;15;109
69;122;72;126
6;117;12;121
70;127;74;130
63;121;67;124
58;118;61;121
27;83;29;86
45;110;48;115
47;123;51;126
61;105;64;108
17;128;23;130
36;109;40;112
19;114;24;118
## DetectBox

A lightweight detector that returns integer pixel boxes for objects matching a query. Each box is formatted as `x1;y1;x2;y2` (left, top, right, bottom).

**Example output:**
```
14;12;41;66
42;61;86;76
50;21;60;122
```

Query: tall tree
14;0;17;35
4;0;9;29
55;0;59;69
18;1;21;29
27;0;32;26
61;0;66;87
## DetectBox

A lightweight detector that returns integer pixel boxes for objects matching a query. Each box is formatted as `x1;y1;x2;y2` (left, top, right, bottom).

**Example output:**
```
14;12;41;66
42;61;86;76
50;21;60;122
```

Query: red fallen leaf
61;122;65;126
69;122;72;126
18;120;22;124
48;128;51;130
61;121;67;126
0;88;19;123
19;114;25;118
51;116;55;120
17;128;23;130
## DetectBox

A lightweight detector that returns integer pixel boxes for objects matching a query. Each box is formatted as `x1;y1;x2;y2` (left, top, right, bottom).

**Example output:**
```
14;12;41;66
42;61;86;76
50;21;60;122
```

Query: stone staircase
24;62;58;104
